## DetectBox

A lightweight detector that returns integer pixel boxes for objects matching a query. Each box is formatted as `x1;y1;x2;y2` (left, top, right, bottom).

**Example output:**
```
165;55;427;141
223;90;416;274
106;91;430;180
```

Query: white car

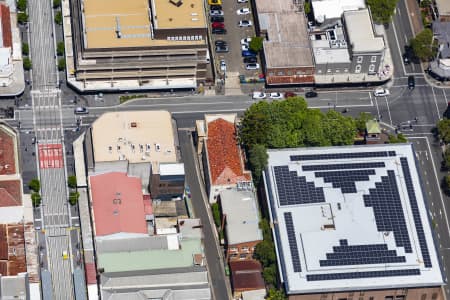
241;44;249;51
241;37;252;45
237;0;248;2
220;59;226;71
238;20;252;27
245;63;260;70
237;8;250;15
210;10;224;16
269;92;284;99
252;91;266;99
373;88;390;97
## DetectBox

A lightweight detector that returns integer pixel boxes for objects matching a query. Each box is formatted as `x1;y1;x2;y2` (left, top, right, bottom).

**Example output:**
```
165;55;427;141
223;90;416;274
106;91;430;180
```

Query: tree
267;288;287;300
304;1;311;14
22;43;29;56
366;0;398;24
249;36;264;53
263;264;277;286
53;0;61;8
211;203;221;228
17;0;27;12
437;119;450;144
254;240;276;267
57;41;65;56
388;133;407;143
69;191;80;205
23;57;32;70
31;193;41;207
322;110;357;146
57;58;66;71
54;11;62;25
259;218;273;242
28;179;40;192
410;28;433;61
248;144;268;184
67;175;77;189
355;112;373;133
17;12;28;24
442;175;450;196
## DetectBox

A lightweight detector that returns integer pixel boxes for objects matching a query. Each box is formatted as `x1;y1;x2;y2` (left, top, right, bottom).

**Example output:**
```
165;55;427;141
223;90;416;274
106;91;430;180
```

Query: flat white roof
344;9;384;53
159;163;185;176
312;0;366;22
263;144;443;294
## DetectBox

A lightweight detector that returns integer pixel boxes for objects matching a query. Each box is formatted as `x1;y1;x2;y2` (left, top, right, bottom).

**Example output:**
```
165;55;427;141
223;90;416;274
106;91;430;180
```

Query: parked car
241;44;249;51
237;0;248;2
215;45;229;53
210;10;224;16
237;8;250;15
408;75;415;89
210;4;222;10
238;20;252;27
241;37;252;45
284;91;297;98
241;50;257;57
74;107;88;114
212;22;225;29
245;63;260;70
220;59;226;71
252;91;266;99
243;56;257;63
210;16;224;22
305;91;318;98
269;92;284;99
215;40;227;46
212;28;227;34
208;0;222;5
373;88;390;97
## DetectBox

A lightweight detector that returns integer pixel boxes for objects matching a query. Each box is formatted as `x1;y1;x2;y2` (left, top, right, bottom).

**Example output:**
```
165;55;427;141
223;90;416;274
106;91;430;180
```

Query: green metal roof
97;238;202;273
366;120;381;134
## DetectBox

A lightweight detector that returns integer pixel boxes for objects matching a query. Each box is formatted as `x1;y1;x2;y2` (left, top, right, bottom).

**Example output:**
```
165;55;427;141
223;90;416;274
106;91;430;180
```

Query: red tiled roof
90;172;147;236
143;195;153;215
85;262;97;284
206;118;251;186
0;4;12;49
0;224;27;276
0;180;21;207
0;127;16;175
230;260;265;292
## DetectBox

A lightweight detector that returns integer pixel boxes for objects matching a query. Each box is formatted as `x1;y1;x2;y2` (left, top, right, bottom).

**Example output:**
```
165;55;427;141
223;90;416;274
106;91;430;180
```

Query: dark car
210;4;222;10
215;40;227;46
403;45;415;64
212;28;227;34
243;57;257;63
408;75;415;89
210;16;224;22
215;45;229;53
241;50;256;57
305;91;318;98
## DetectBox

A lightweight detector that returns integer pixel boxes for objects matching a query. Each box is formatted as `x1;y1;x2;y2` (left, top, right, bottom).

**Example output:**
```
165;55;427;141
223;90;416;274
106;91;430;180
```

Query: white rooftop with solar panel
263;144;444;294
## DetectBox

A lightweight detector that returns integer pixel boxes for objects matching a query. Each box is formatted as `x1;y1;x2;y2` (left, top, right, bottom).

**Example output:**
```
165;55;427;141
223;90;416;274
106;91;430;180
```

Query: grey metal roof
343;9;384;53
96;235;168;253
73;267;87;300
433;21;450;59
41;269;54;300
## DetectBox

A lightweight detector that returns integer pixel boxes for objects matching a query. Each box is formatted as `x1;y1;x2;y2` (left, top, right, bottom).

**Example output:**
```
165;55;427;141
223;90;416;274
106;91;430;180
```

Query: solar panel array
290;151;396;161
274;166;325;206
363;171;412;252
284;212;301;272
302;162;385;171
315;169;375;193
319;239;406;267
306;269;421;281
400;158;432;268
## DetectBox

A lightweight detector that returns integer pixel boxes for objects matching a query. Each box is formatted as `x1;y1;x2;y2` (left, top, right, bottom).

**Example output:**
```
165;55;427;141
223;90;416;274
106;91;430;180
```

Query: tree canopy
437;118;450;144
410;28;433;61
366;0;398;24
28;179;40;192
239;97;357;149
249;37;264;53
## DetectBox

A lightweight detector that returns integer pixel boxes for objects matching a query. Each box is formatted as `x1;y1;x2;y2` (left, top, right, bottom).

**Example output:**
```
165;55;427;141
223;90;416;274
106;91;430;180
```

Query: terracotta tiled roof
0;224;27;276
0;4;11;48
90;172;147;236
0;180;21;207
0;127;16;175
206;118;251;186
230;260;265;292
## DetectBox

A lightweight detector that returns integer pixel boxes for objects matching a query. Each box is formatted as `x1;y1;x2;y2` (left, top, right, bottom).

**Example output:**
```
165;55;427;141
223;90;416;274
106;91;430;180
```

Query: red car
212;22;225;29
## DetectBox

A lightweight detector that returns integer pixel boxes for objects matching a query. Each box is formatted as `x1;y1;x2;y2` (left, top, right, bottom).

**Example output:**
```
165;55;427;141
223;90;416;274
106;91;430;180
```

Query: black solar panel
291;151;395;161
320;239;406;267
363;171;412;252
284;212;301;272
274;166;325;206
315;169;375;193
302;162;385;171
306;269;420;281
400;158;432;268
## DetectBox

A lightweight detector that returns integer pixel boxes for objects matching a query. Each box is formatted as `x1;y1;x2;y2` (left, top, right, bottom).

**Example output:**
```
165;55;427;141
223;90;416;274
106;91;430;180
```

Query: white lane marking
384;97;393;125
431;86;442;120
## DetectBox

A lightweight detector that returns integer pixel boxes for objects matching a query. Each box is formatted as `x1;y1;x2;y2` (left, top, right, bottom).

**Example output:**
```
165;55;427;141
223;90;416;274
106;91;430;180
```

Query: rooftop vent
115;17;122;38
169;0;183;7
131;122;137;128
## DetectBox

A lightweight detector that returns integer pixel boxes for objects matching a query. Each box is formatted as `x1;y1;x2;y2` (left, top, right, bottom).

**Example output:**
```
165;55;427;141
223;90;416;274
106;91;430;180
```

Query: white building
312;0;365;22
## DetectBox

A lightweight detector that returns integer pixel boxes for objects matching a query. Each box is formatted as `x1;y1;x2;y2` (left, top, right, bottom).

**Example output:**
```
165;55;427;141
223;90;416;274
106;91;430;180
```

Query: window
344;68;349;73
369;64;376;73
432;293;438;300
296;70;303;75
335;69;340;73
355;65;361;73
360;292;365;296
230;254;238;259
277;71;284;76
229;247;238;252
371;55;377;63
357;56;363;63
239;253;247;259
327;69;332;73
396;296;406;300
241;246;249;252
421;295;427;300
385;297;394;300
369;297;374;300
287;70;293;75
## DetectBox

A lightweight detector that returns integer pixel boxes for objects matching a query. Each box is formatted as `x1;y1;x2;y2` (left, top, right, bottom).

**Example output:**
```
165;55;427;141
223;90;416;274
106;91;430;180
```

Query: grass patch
119;94;147;104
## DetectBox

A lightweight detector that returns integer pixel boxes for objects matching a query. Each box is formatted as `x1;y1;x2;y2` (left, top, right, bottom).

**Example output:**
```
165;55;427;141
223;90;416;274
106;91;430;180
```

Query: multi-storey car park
67;0;209;91
263;144;445;300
